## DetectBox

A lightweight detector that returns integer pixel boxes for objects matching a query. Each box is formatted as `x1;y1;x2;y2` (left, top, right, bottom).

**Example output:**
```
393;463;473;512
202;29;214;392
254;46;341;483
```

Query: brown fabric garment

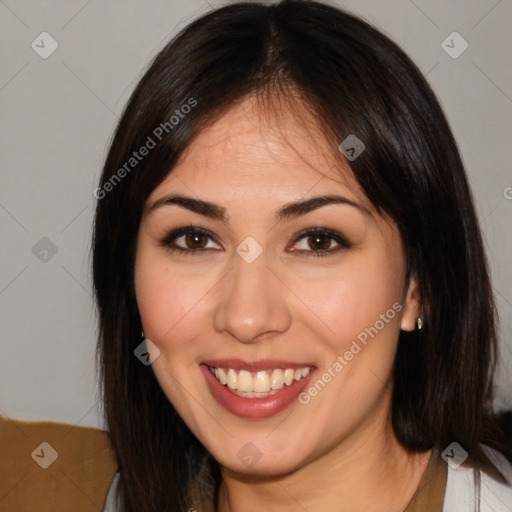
0;414;447;512
0;415;118;512
405;447;447;512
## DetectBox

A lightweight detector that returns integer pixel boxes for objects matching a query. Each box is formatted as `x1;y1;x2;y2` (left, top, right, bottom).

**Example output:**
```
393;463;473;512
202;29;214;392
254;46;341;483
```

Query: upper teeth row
210;367;311;392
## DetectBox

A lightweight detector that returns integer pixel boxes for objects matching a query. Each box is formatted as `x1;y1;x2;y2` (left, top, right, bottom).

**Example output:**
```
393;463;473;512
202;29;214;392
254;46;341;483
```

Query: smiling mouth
206;365;312;398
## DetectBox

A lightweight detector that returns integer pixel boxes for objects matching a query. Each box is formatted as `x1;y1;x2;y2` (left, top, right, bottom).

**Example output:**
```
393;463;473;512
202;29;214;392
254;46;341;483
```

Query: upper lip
201;358;315;371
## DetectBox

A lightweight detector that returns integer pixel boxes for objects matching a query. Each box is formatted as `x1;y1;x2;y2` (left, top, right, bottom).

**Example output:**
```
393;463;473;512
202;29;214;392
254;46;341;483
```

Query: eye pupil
186;232;207;249
309;235;330;251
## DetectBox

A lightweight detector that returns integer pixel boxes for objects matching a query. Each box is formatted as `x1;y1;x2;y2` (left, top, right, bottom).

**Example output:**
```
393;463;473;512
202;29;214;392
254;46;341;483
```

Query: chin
218;453;303;478
204;435;310;477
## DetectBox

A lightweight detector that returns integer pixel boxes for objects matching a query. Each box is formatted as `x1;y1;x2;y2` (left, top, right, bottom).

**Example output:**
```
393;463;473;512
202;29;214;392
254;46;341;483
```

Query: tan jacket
0;415;118;512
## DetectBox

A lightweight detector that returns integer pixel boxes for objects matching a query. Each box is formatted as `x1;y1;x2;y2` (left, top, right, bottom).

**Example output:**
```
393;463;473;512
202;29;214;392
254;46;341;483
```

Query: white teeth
284;369;294;386
209;365;312;395
217;367;227;385
253;371;270;392
270;369;284;389
237;370;253;392
227;369;237;389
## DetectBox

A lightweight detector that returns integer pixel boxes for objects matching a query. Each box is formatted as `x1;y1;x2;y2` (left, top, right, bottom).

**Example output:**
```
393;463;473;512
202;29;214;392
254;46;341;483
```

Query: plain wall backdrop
1;0;511;431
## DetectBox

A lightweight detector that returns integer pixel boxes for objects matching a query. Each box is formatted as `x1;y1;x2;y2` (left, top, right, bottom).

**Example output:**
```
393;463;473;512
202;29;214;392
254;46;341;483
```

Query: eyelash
158;225;352;258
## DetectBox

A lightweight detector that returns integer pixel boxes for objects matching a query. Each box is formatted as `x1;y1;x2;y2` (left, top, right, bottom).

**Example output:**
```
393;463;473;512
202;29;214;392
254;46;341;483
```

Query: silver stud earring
415;317;423;330
141;329;145;340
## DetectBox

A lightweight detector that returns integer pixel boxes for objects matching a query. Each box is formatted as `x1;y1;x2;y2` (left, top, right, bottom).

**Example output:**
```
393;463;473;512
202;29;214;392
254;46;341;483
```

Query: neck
216;394;431;512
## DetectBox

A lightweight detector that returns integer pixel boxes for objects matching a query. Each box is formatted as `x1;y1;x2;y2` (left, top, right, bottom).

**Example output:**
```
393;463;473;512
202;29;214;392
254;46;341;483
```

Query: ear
400;275;421;332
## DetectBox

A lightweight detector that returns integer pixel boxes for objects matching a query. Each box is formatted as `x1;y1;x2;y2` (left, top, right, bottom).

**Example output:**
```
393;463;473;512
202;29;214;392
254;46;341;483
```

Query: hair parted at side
91;1;509;510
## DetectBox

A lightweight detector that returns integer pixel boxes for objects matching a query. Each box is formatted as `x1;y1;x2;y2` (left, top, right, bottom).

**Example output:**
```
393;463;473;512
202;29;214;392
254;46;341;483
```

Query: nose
213;248;292;344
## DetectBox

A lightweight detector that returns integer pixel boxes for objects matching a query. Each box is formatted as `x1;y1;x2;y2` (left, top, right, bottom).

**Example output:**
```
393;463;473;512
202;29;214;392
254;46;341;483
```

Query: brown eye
290;227;352;258
307;234;332;251
158;226;221;255
184;231;208;249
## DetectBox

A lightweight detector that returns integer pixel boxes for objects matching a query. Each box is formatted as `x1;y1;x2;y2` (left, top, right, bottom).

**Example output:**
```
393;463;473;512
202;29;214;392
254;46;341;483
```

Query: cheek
135;249;208;352
291;252;404;355
294;257;404;431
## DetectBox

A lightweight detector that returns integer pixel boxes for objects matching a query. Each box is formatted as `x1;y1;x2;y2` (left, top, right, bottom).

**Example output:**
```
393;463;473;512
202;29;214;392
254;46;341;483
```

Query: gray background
1;0;511;432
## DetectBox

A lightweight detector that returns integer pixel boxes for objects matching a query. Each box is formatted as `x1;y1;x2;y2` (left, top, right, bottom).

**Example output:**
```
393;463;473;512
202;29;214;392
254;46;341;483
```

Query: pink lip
200;363;316;419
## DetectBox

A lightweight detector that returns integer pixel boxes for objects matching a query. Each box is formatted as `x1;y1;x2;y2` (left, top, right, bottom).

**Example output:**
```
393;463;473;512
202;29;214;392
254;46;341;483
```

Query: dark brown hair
91;1;509;510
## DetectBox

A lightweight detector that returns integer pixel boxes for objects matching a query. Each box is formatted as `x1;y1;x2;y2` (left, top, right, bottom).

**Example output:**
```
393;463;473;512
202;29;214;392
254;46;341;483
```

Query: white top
102;446;512;511
102;471;119;512
443;447;512;511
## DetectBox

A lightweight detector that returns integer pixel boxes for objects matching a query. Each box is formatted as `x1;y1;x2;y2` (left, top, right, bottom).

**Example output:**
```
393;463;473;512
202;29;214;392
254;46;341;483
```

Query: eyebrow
147;193;372;223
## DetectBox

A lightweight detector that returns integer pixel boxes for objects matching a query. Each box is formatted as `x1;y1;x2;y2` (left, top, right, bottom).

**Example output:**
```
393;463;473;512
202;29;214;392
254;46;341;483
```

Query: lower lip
200;364;315;419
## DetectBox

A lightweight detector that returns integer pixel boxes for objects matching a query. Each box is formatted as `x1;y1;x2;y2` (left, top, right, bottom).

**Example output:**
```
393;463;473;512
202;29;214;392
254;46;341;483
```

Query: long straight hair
91;1;509;510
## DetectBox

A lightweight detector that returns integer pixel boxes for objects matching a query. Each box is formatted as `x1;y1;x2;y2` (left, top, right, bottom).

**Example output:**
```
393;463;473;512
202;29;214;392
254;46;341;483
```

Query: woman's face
135;95;420;475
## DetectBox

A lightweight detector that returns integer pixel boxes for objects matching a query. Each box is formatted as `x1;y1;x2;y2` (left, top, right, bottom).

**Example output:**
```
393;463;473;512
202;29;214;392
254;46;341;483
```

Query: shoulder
443;445;512;511
0;415;119;512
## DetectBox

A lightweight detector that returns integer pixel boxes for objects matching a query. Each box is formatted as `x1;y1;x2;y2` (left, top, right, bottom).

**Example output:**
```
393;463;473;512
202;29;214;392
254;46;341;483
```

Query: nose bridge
213;240;291;343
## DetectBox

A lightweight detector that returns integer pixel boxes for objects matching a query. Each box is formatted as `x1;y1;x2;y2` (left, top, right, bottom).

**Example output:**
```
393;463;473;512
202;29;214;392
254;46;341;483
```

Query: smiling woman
91;1;512;511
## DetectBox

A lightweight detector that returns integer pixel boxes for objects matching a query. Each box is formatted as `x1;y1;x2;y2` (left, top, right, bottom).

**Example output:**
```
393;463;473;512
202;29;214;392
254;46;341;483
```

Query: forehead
148;94;369;210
